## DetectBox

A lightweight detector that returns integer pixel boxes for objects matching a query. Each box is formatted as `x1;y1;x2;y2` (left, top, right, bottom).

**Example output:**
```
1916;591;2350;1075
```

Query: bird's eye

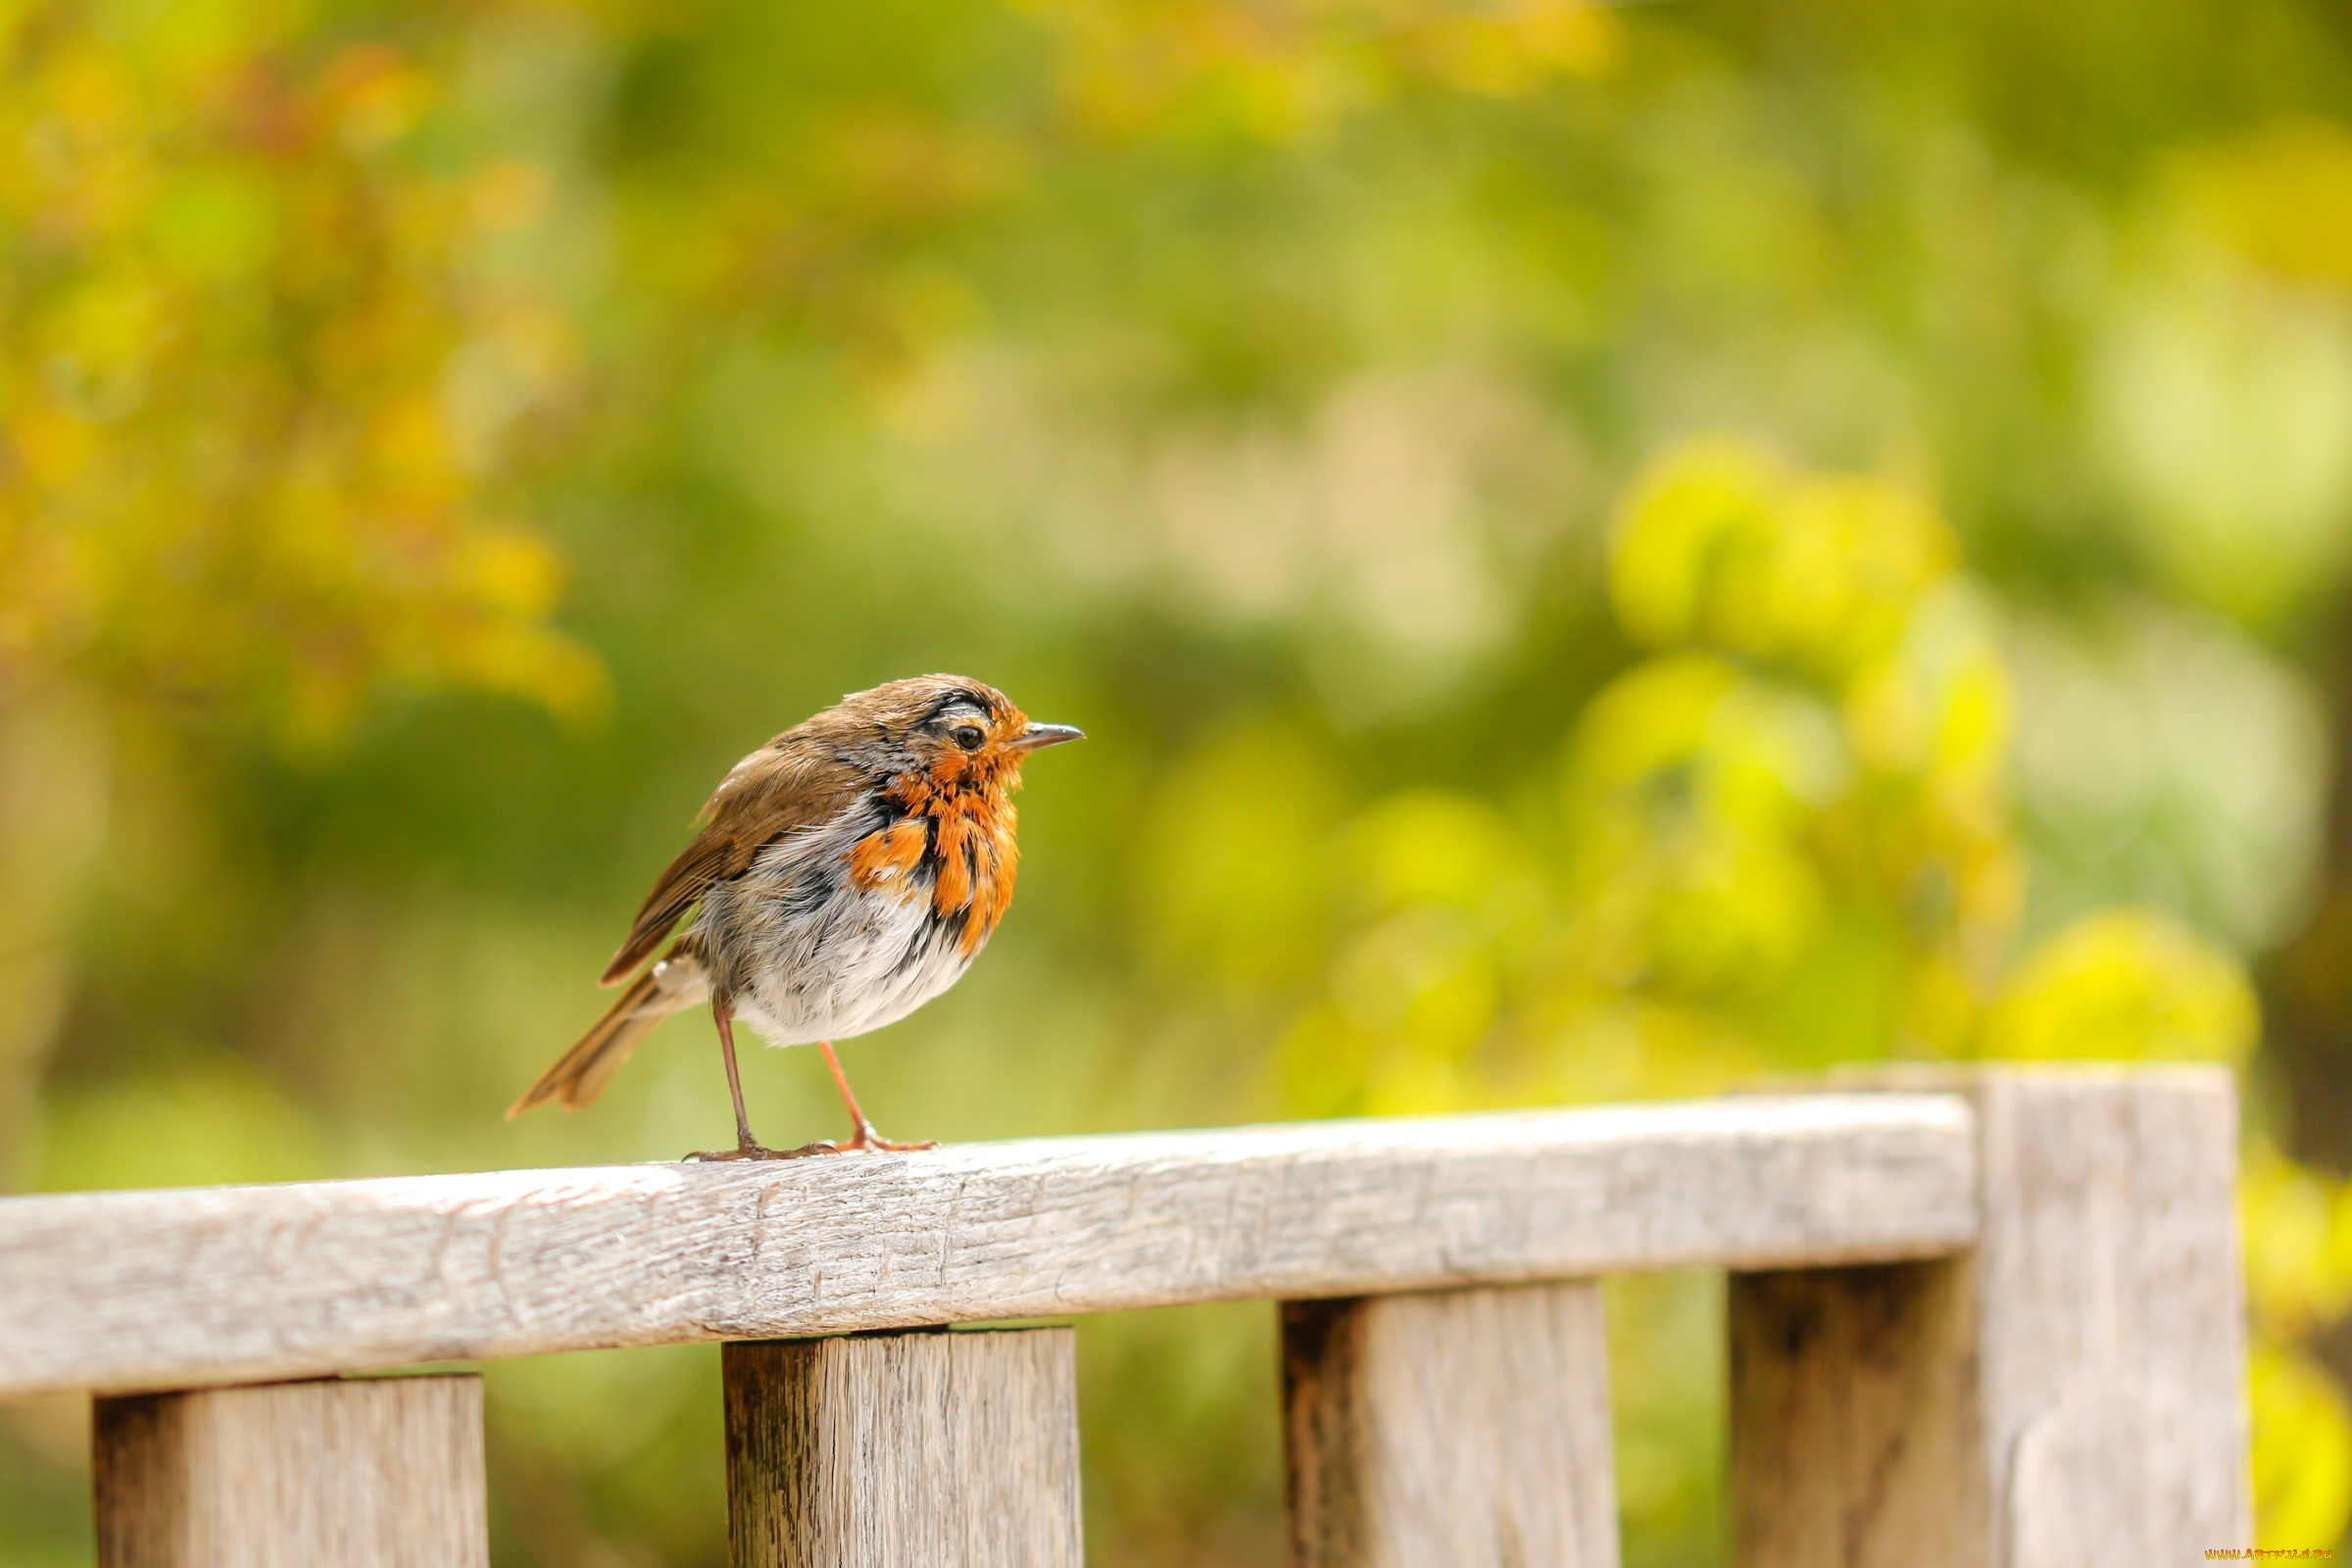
951;724;986;751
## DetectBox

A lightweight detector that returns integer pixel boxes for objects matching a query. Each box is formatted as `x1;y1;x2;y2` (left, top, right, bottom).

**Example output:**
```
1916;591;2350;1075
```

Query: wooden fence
0;1065;2251;1566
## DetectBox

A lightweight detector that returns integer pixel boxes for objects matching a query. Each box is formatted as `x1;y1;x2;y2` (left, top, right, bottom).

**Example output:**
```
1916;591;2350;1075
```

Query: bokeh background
4;0;2352;1560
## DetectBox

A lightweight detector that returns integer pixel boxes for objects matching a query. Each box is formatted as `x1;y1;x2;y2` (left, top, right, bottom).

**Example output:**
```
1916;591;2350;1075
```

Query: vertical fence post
1728;1065;2252;1567
1281;1281;1619;1568
92;1373;488;1568
724;1327;1082;1568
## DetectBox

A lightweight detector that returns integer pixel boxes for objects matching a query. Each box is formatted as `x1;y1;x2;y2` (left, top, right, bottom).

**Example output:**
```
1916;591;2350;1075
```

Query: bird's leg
819;1040;935;1152
717;1006;762;1152
685;1004;822;1161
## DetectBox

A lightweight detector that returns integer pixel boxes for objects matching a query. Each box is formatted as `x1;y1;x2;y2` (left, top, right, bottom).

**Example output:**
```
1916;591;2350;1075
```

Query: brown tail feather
508;962;699;1118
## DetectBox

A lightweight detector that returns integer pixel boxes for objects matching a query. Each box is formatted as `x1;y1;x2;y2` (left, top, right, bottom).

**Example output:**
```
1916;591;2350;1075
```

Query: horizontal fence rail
1;1067;2255;1567
0;1093;1978;1398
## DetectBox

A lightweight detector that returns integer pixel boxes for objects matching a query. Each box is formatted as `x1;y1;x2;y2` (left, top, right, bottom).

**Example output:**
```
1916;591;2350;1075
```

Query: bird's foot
840;1121;937;1153
681;1125;936;1161
682;1139;834;1162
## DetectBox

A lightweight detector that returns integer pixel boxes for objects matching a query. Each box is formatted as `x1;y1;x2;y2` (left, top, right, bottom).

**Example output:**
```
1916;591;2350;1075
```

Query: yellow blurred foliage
2243;1144;2352;1339
0;9;600;739
1609;439;1960;685
2242;1150;2352;1545
1277;443;2024;1117
1564;654;1840;997
2252;1347;2352;1549
1982;907;2261;1064
1402;442;2274;1087
1016;0;1619;141
2179;120;2352;292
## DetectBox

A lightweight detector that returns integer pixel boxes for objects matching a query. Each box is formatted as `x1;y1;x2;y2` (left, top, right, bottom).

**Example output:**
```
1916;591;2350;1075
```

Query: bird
506;674;1083;1159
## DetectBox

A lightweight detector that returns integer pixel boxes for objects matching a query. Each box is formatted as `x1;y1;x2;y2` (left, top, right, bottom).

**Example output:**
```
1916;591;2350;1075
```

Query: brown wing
598;731;868;985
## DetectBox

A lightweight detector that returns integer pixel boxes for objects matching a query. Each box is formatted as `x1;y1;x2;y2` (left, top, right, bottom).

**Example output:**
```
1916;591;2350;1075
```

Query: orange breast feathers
847;783;1022;953
847;818;928;894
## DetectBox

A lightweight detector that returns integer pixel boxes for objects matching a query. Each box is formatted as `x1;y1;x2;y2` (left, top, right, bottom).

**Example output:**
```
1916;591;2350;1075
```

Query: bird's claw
682;1141;833;1162
683;1123;936;1161
841;1122;937;1153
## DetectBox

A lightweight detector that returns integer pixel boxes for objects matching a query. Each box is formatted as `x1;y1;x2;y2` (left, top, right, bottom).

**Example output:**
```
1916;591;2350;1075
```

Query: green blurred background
6;0;2352;1559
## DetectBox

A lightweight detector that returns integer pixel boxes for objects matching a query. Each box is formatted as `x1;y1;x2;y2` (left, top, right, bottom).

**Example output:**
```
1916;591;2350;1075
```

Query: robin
506;674;1083;1159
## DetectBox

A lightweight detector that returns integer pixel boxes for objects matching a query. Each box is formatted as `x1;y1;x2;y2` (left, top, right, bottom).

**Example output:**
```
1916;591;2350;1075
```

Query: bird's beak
1010;722;1086;752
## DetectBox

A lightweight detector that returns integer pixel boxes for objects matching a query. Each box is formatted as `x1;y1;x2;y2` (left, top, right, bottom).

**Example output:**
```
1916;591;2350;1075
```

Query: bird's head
836;674;1084;797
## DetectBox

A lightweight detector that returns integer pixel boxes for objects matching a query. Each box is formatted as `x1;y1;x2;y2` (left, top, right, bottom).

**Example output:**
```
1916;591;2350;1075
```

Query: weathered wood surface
0;1095;1977;1396
1284;1284;1617;1568
93;1374;487;1568
1730;1260;1984;1565
725;1329;1080;1568
1729;1066;2251;1567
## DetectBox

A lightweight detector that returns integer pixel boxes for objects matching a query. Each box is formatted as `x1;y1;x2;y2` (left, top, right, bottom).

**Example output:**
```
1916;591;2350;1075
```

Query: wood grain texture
93;1374;486;1568
1730;1260;1984;1566
1284;1284;1618;1568
1729;1066;2252;1567
725;1329;1080;1568
0;1096;1977;1397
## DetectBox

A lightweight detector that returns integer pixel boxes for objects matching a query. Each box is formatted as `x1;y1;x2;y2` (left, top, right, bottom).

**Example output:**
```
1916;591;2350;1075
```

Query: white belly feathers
687;808;980;1049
